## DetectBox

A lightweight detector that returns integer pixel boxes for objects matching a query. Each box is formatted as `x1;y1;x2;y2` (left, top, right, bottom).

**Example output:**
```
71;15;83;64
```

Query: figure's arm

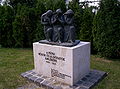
66;17;74;25
51;14;57;24
41;14;49;24
59;16;65;24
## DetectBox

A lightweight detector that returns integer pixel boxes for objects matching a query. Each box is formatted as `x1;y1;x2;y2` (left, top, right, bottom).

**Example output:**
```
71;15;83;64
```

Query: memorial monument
39;9;80;47
21;9;107;89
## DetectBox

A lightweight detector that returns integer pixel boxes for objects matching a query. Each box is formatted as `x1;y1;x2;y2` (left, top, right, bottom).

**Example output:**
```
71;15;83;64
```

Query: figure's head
56;9;62;15
46;10;53;17
64;9;74;17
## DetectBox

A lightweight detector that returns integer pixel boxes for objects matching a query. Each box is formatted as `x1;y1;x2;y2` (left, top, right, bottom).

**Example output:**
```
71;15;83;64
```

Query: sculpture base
33;42;90;85
21;69;107;89
39;40;80;47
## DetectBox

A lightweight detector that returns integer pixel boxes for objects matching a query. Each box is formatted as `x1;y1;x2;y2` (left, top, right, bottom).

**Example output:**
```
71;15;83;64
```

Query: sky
65;0;100;7
79;0;100;6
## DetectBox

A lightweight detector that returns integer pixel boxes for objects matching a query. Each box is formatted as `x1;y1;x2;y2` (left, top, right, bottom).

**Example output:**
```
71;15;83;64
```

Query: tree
80;7;95;52
68;1;83;39
93;0;120;58
9;0;36;8
80;7;94;42
12;4;36;47
72;0;79;4
0;5;14;47
44;0;66;11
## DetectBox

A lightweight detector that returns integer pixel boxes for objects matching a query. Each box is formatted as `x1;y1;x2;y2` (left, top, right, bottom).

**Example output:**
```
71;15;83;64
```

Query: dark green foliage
93;0;120;58
34;22;44;42
68;2;94;43
80;7;95;53
0;5;14;47
80;7;94;42
68;2;83;39
12;5;36;47
33;0;45;42
44;0;66;11
12;0;66;47
1;0;119;59
9;0;36;8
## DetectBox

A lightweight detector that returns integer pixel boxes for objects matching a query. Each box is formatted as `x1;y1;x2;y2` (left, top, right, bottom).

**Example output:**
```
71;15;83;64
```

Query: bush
44;0;66;11
68;2;83;39
80;7;95;53
93;0;120;58
12;4;36;47
68;2;94;52
0;5;14;47
80;7;94;42
12;0;66;47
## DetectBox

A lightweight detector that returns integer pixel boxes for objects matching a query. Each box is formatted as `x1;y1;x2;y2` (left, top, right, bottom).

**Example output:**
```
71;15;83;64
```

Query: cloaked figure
63;9;75;43
41;10;53;41
51;9;64;43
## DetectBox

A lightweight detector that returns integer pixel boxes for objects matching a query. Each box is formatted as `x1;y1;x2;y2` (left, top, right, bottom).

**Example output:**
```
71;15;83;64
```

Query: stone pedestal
33;41;90;86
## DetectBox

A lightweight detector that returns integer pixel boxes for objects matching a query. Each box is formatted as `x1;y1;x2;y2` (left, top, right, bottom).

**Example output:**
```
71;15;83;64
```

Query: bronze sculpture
39;9;80;47
41;10;53;41
63;9;75;43
51;9;64;43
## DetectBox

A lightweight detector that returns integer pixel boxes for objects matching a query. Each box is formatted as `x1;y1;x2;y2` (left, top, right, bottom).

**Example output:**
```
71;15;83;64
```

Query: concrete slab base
21;69;107;89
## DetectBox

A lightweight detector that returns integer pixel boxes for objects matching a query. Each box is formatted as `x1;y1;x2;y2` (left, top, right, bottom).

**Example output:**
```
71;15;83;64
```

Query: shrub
0;5;14;47
12;0;66;47
12;4;36;47
93;0;120;58
68;2;83;39
44;0;66;11
80;7;94;42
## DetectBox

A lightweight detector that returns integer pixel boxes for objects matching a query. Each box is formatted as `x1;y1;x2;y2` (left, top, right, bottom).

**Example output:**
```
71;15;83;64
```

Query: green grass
0;48;120;89
0;48;34;89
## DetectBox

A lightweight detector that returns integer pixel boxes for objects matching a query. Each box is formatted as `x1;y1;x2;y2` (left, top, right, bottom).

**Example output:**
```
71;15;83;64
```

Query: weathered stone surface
27;70;33;73
47;83;55;89
21;72;28;77
33;41;90;85
31;72;36;75
35;78;44;84
41;80;50;87
29;76;38;82
53;86;62;89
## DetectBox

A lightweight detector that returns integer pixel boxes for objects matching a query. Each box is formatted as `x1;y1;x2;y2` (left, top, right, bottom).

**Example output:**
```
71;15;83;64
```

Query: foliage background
0;0;120;58
93;0;120;58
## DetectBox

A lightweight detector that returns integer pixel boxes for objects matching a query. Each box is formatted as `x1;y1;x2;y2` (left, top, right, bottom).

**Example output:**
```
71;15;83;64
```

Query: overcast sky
79;0;100;6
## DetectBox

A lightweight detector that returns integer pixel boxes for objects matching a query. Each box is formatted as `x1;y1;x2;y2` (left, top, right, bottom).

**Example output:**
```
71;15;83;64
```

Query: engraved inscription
38;51;65;65
51;69;71;79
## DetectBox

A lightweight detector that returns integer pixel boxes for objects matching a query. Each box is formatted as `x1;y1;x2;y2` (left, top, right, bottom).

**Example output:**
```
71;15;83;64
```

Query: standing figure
41;10;53;41
51;9;64;43
63;9;75;43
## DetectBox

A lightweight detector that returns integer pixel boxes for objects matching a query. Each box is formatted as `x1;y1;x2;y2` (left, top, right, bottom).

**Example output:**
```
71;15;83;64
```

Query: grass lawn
0;48;120;89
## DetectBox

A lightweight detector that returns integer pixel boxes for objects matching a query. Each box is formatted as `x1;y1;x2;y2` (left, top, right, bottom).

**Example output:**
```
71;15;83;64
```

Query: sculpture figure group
41;9;75;43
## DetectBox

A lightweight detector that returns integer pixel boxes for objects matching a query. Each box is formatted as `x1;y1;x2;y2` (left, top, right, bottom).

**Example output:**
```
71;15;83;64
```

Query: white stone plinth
33;41;90;86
